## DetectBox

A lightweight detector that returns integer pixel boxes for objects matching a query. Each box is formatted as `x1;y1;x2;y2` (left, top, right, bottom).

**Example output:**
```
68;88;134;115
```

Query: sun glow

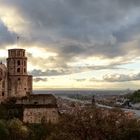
26;47;58;59
0;50;7;57
0;6;29;33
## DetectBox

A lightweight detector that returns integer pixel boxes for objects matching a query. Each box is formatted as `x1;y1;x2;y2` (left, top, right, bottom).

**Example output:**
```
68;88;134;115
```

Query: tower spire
17;36;20;48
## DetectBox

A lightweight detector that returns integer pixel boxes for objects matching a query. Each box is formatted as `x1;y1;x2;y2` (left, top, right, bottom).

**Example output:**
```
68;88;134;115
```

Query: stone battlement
8;49;26;58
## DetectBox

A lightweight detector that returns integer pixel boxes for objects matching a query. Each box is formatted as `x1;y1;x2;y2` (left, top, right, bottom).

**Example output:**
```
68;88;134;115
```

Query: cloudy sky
0;0;140;90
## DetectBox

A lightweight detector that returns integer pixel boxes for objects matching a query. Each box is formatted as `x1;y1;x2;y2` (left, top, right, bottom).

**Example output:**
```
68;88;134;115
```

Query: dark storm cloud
113;17;140;42
103;73;140;82
117;0;140;8
60;45;84;55
1;0;140;70
0;20;17;46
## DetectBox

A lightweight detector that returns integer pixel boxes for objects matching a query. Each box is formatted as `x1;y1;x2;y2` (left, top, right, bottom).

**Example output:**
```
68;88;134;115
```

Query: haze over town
0;0;140;90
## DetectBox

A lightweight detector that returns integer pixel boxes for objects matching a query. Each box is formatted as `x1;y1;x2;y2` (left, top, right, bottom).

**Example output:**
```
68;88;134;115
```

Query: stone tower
7;49;32;97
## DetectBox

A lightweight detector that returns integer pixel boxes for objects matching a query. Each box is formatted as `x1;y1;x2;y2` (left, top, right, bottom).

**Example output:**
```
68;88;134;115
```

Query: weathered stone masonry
0;48;59;124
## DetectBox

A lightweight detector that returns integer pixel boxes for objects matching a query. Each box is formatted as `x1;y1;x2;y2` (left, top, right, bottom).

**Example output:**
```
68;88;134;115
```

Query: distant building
0;49;59;124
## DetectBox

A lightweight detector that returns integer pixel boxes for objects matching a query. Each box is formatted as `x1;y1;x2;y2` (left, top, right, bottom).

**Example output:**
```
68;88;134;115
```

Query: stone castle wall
16;94;56;105
23;107;59;123
7;49;32;97
8;75;32;97
7;49;27;75
0;48;59;124
0;64;8;101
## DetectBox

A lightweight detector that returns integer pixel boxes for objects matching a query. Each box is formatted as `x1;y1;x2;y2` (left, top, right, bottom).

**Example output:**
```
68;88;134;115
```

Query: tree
28;122;54;140
0;120;9;140
128;90;140;103
8;118;29;140
0;104;7;119
48;107;140;140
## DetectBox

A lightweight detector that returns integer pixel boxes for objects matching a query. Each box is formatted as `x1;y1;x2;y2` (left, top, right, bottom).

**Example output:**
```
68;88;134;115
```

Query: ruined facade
0;49;32;100
0;63;8;100
22;94;59;123
0;49;59;124
23;107;59;123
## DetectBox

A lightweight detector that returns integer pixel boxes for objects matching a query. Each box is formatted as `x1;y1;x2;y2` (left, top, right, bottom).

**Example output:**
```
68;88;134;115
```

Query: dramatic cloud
103;73;140;82
1;0;140;58
0;20;17;46
1;0;140;89
30;69;70;77
33;77;47;82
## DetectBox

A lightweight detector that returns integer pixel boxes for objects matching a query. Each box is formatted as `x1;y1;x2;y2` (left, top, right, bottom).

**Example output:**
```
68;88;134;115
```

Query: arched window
17;60;20;65
24;61;26;66
17;68;20;73
2;92;4;96
24;68;26;73
23;52;25;56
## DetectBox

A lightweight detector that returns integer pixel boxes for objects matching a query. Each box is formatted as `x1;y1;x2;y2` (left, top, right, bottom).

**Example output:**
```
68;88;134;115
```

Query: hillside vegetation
128;90;140;103
0;102;140;140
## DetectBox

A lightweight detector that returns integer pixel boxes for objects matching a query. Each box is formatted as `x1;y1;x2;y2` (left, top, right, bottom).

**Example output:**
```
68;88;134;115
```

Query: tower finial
17;36;20;48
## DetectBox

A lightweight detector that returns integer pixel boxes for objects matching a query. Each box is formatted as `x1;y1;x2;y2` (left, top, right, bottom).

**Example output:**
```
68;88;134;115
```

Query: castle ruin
0;49;59;124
